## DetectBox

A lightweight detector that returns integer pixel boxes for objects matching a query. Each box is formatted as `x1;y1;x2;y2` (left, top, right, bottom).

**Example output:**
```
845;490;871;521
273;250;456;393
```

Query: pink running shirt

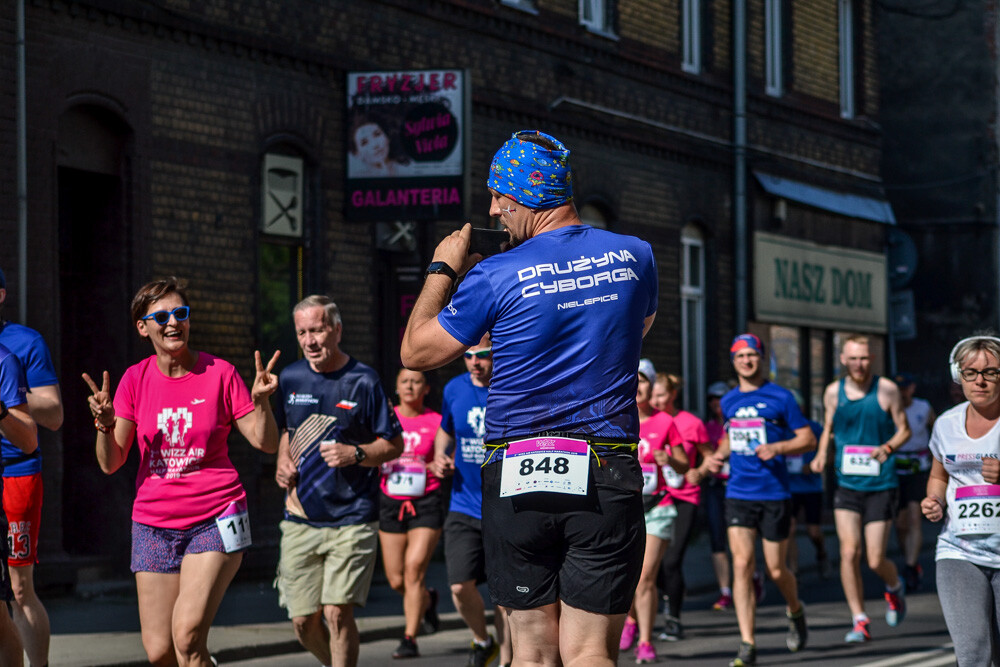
638;410;684;505
113;353;254;529
381;407;443;499
666;410;710;505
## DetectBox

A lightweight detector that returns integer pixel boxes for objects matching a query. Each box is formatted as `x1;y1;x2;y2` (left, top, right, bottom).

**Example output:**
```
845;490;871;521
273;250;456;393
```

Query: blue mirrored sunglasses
464;349;492;360
141;306;190;325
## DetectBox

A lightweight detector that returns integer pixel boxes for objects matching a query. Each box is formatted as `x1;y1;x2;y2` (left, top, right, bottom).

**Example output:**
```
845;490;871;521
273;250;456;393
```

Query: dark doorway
58;166;134;566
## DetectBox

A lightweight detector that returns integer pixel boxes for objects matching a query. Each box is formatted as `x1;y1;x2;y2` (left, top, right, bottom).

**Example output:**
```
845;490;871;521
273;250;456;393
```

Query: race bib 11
215;499;251;553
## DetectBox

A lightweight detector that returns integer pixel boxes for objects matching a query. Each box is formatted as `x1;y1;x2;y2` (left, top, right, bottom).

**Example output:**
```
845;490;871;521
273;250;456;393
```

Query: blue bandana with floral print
487;130;573;210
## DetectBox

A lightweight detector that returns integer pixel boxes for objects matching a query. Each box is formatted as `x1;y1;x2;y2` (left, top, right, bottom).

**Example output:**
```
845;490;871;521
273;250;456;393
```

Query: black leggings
657;499;698;618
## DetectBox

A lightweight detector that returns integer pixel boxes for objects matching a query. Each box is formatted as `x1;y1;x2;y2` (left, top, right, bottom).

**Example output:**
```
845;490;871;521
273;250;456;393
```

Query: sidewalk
46;523;922;666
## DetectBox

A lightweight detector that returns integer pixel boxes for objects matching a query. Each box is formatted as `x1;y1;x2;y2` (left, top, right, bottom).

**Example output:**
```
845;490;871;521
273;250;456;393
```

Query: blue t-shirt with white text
438;225;658;443
440;373;489;520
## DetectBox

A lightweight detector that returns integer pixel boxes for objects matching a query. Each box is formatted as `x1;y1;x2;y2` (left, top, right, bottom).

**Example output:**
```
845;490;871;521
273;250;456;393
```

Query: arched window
681;223;706;415
259;146;310;363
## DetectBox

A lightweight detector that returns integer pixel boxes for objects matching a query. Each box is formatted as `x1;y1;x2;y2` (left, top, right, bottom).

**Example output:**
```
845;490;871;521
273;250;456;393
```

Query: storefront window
810;329;827;422
769;325;801;396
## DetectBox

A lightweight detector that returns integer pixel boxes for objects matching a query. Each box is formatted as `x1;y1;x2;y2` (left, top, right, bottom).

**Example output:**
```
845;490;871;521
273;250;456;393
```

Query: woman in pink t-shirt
377;369;445;658
83;278;279;666
650;372;714;640
620;360;688;664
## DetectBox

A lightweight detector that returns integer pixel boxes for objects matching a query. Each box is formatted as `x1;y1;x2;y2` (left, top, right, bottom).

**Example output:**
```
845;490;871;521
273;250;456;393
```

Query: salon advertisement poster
345;69;467;222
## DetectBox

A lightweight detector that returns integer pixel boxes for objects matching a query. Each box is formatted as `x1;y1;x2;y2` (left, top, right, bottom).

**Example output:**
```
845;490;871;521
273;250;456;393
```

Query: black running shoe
729;641;757;667
422;587;441;635
393;635;419;659
467;634;499;667
786;605;808;652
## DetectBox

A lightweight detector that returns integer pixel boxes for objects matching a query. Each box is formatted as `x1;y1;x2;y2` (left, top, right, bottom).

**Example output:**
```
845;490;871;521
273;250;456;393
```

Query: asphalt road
223;552;956;667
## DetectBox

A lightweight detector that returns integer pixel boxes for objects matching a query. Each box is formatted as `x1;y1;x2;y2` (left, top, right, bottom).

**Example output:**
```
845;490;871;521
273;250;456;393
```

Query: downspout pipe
16;0;28;322
733;0;748;333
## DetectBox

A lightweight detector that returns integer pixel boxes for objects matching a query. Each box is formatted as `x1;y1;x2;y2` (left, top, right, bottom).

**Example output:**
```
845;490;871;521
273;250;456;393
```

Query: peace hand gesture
82;371;115;428
252;350;281;403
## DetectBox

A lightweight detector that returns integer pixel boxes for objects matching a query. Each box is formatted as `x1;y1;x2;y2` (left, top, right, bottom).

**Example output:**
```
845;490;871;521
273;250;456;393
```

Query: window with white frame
839;0;855;118
681;224;706;416
765;0;783;96
580;0;616;36
682;0;701;74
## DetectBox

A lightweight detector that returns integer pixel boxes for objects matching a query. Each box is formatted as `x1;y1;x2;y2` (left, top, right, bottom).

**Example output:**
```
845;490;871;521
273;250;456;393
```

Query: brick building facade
0;0;891;584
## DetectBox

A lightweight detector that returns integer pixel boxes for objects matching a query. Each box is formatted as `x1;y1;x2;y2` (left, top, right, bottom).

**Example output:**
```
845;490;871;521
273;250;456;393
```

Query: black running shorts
725;497;793;542
481;452;645;614
833;486;898;525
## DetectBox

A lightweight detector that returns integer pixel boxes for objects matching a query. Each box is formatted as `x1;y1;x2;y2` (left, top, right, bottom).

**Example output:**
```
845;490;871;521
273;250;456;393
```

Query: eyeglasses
960;367;1000;382
141;306;190;325
464;349;492;360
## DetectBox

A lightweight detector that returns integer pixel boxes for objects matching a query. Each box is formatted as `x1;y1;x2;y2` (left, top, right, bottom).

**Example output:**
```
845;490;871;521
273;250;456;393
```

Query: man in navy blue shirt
402;131;658;666
274;295;403;667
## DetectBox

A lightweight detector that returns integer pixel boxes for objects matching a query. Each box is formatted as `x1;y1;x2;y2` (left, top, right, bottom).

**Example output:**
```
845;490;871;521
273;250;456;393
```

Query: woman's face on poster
353;122;390;166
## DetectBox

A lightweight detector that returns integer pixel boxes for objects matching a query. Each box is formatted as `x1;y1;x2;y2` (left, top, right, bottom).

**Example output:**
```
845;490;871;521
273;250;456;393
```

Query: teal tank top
833;375;898;491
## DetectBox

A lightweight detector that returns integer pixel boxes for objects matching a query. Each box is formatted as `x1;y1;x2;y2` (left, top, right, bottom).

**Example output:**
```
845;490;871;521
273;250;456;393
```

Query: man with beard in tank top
811;335;911;644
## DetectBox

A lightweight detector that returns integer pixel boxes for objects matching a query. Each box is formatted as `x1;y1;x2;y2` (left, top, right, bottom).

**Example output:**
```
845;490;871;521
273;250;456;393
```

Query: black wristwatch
0;400;7;422
425;261;458;282
354;445;367;464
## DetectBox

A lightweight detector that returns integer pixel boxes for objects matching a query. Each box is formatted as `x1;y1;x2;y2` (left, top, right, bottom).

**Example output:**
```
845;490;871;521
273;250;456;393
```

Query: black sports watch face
425;261;457;281
354;446;367;463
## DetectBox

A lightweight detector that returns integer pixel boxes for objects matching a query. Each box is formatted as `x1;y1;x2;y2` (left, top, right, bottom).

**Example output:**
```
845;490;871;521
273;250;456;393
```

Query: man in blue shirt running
402;130;658;666
0;341;38;667
708;334;815;667
0;267;63;667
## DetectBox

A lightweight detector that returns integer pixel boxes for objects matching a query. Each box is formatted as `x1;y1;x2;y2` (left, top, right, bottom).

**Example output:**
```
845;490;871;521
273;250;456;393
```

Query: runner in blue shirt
708;334;815;667
402;130;657;666
0;266;63;667
0;341;38;667
429;335;510;667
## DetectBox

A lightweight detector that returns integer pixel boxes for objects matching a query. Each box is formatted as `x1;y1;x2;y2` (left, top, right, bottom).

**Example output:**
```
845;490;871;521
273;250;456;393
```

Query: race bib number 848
499;437;589;497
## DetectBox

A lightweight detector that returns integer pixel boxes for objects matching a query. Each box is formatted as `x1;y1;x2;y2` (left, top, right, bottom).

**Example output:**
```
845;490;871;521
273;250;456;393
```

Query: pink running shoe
635;641;656;664
713;592;734;611
620;618;638;651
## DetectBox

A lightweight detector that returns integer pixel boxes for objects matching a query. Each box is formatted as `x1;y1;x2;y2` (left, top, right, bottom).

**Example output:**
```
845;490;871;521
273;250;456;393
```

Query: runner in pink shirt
651;372;715;641
83;278;279;666
620;360;688;664
378;369;446;659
